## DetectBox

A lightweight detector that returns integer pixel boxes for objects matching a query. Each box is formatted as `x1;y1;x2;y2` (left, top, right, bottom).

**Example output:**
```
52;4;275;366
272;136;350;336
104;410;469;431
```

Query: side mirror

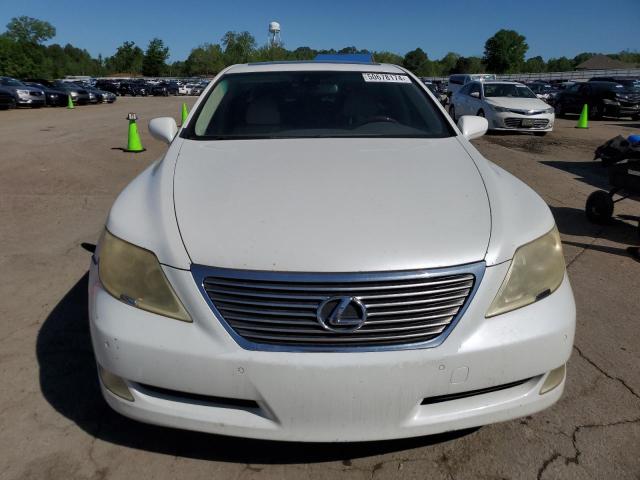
149;117;178;145
457;115;488;140
470;91;480;98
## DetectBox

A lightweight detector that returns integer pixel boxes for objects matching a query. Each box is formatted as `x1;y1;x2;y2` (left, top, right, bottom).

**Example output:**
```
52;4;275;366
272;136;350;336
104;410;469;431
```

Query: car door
453;83;471;115
467;83;482;115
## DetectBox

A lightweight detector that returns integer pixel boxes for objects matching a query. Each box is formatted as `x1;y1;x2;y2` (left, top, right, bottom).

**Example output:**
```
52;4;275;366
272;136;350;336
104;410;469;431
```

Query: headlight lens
544;107;555;114
489;104;509;112
98;230;191;322
486;226;565;317
16;89;30;96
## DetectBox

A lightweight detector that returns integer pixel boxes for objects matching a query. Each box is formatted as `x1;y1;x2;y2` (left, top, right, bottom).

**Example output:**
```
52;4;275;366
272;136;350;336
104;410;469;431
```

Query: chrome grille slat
199;266;479;349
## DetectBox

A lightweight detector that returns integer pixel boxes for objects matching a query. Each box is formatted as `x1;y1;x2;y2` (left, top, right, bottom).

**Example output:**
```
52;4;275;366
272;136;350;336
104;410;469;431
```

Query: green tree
483;29;528;73
5;16;55;44
291;46;317;60
546;56;573;72
372;51;404;65
105;41;144;75
523;56;546;73
185;43;225;76
221;31;256;64
403;48;428;74
450;56;485;74
437;52;460;75
142;38;169;76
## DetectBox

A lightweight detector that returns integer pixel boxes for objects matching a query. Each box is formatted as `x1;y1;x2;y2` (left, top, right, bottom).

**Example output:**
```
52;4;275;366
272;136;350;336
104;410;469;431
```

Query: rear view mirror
470;91;480;98
457;115;488;140
149;117;178;145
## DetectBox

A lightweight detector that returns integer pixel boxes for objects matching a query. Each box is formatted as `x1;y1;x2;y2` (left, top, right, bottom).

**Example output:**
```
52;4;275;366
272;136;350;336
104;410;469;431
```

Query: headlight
489;104;509;112
16;89;30;96
486;226;565;317
98;230;191;322
544;107;554;114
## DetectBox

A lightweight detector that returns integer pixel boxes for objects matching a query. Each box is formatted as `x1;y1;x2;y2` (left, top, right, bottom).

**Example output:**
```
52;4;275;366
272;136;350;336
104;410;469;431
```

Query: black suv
554;81;640;120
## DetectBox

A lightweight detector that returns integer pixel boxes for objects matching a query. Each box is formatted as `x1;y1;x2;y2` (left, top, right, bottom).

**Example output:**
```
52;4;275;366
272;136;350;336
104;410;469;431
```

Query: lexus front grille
193;263;483;351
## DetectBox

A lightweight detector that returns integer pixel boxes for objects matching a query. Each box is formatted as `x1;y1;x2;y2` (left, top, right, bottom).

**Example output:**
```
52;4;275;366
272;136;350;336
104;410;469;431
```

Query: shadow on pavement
37;272;476;464
541;159;609;191
550;205;639;256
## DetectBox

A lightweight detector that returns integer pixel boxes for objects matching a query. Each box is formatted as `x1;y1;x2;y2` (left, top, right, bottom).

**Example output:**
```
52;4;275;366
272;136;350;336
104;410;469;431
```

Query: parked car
82;84;116;103
554;81;640;120
47;80;95;105
178;83;193;95
423;80;448;106
589;77;640;89
0;77;45;107
95;80;120;95
90;61;575;442
190;84;205;96
450;81;554;135
527;82;560;105
151;82;179;96
22;81;69;107
0;87;16;109
119;82;147;96
447;73;497;97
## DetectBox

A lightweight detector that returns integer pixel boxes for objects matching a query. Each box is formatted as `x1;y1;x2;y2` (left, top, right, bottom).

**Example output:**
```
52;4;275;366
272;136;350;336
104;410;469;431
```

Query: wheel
476;109;485;117
555;103;565;118
590;103;604;120
585;190;614;224
449;105;457;122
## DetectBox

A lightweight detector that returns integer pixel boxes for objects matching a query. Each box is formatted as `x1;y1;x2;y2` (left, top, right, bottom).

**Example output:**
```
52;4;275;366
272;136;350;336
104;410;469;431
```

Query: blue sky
1;0;638;62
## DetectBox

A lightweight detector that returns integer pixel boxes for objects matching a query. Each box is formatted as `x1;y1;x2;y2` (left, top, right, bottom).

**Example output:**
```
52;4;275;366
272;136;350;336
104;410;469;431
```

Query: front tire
586;190;614;224
590;103;604;120
476;109;485;117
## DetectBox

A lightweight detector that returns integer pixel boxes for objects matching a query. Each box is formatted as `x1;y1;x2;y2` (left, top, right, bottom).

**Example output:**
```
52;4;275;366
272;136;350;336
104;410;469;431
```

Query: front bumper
488;110;554;132
88;260;575;442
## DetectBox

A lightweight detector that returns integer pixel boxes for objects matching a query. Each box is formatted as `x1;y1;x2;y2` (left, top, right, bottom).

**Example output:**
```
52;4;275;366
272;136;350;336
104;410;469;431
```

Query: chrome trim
192;262;485;352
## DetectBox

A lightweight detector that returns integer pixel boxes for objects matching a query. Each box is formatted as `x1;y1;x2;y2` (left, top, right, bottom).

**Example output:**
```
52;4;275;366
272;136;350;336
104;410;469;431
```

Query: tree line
1;16;638;79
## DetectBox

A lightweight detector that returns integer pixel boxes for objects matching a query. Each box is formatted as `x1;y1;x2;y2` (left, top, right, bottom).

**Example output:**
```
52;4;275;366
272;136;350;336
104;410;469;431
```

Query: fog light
98;365;134;401
539;364;566;395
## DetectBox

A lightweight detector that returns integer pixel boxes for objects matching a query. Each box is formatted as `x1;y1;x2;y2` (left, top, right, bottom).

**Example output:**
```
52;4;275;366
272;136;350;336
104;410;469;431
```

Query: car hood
173;137;491;272
485;97;550;110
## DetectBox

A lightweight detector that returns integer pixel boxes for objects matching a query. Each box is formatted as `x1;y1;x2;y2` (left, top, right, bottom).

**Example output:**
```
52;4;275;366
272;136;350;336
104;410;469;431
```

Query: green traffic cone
67;94;74;109
125;113;145;153
181;103;188;125
576;104;589;129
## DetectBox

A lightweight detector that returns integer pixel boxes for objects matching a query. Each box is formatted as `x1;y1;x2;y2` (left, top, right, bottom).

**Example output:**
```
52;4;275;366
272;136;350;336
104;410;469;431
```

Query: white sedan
89;62;575;442
450;81;555;135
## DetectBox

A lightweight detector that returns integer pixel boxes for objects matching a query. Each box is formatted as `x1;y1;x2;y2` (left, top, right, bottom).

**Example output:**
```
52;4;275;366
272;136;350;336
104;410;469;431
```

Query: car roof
225;61;406;75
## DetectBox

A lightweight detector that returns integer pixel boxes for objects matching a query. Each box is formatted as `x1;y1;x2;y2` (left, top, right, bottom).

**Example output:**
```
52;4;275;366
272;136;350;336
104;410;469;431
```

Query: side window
469;83;481;97
458;84;471;95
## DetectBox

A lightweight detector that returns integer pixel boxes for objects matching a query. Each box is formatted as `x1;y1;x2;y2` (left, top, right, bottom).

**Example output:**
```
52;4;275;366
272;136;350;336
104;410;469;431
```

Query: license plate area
521;119;534;127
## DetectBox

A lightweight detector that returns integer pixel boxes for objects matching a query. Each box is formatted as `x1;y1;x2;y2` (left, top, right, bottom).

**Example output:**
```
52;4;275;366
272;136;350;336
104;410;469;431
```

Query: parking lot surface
1;97;638;480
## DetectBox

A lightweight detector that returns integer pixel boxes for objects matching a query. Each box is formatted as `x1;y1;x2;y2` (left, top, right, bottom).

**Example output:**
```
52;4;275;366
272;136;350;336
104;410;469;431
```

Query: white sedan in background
450;81;555;136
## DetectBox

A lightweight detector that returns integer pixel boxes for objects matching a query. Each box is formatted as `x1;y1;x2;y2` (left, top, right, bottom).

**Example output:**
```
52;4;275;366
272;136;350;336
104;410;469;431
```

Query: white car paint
90;62;575;441
451;81;555;133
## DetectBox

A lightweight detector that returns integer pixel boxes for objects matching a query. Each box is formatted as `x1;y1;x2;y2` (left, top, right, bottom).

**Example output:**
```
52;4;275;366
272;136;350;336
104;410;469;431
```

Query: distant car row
94;79;208;97
0;76;209;110
0;76;116;109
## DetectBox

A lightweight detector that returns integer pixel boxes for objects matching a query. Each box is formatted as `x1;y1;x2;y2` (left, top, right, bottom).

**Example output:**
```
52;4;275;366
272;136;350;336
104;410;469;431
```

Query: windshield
484;83;537;98
187;71;452;139
1;78;24;86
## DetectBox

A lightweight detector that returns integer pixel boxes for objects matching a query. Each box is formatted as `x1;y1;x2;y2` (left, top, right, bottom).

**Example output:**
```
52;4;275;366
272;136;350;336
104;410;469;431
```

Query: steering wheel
355;115;399;127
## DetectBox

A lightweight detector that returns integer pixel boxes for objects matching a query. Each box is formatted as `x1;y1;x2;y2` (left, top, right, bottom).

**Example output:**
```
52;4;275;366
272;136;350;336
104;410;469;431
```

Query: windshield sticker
362;73;411;83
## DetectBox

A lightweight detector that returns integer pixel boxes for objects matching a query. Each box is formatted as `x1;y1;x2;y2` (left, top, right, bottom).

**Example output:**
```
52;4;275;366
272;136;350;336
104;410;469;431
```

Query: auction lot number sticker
362;73;411;83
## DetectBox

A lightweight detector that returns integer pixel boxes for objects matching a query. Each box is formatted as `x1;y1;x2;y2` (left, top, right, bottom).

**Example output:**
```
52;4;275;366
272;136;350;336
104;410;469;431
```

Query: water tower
268;21;281;47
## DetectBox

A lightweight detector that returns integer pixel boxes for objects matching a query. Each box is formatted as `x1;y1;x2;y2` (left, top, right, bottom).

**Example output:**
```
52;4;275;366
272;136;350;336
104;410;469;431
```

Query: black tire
555;102;565;118
585;190;614;224
476;109;485;117
590;103;604;120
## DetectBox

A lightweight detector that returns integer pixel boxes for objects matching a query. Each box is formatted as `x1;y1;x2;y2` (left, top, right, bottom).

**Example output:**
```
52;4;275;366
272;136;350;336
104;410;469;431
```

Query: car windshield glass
2;78;23;86
188;71;452;139
484;84;537;98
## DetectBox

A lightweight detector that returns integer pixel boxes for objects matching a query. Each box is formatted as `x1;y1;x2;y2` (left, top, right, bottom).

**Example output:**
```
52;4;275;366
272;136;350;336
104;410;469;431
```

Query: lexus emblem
316;296;367;332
